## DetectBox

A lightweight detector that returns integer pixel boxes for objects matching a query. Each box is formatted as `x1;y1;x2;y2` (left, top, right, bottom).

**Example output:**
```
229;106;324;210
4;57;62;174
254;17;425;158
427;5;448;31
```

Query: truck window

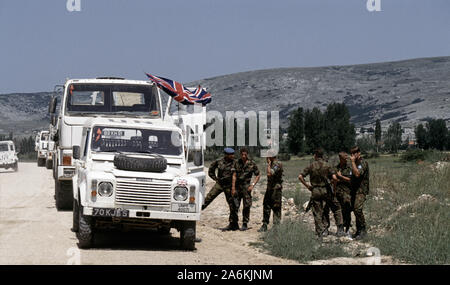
0;144;8;152
66;84;160;116
90;126;182;156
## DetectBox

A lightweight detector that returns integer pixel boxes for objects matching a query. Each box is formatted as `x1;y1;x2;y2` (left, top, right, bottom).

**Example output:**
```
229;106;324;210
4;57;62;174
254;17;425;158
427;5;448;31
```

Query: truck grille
115;177;172;207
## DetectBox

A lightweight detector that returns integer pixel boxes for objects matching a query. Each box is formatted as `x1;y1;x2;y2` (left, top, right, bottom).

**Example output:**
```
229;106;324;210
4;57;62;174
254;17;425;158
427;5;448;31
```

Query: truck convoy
48;77;206;249
0;140;19;172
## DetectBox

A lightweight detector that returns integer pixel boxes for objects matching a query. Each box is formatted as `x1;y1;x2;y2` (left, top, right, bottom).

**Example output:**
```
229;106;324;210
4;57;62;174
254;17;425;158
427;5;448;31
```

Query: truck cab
72;116;205;250
36;130;50;167
49;78;163;210
0;141;18;172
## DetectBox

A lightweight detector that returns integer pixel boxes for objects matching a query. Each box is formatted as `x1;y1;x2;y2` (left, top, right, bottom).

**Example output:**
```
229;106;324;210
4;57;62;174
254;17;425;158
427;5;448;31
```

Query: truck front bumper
82;206;201;221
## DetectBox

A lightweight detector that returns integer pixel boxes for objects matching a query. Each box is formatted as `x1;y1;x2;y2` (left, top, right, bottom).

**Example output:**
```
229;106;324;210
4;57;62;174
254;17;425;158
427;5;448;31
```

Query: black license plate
92;208;129;217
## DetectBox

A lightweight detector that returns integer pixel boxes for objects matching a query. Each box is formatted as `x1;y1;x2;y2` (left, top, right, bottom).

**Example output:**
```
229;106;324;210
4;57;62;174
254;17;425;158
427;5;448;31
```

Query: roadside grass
255;154;450;264
259;219;350;263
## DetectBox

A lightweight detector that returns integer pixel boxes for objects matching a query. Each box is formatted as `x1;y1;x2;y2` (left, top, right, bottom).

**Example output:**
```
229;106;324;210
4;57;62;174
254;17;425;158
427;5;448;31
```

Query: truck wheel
52;159;57;179
55;180;73;211
37;158;45;167
113;154;167;173
72;199;79;232
45;159;52;169
77;206;94;249
180;221;196;250
13;162;18;172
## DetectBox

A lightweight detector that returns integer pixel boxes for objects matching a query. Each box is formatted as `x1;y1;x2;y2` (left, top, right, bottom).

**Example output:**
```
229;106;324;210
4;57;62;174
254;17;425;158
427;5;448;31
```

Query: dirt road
0;163;298;265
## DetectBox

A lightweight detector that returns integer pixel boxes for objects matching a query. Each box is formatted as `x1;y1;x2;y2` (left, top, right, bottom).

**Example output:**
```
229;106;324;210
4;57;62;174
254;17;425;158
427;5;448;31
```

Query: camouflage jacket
267;160;283;189
208;157;235;186
335;161;352;191
300;158;336;187
350;159;369;194
233;158;260;186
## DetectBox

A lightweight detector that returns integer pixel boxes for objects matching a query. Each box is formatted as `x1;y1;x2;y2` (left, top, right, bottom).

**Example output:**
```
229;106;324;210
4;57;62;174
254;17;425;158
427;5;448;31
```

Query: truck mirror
51;114;57;126
49;97;58;114
193;150;203;166
73;145;81;160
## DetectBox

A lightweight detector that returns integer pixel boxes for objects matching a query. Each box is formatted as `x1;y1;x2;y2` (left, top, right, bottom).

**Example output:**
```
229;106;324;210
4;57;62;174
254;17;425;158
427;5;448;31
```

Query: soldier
258;150;283;232
231;147;261;231
202;147;238;231
334;151;353;236
349;146;369;240
298;148;341;237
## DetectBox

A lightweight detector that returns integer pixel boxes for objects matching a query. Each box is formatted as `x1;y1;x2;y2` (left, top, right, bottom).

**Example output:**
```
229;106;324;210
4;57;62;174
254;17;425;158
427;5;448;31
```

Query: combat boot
258;224;267;232
240;223;248;231
354;228;367;240
336;225;346;237
222;223;239;231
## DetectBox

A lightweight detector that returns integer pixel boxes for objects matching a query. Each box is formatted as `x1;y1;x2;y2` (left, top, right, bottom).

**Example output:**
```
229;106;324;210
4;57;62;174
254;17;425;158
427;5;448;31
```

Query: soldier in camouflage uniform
258;151;283;232
349;146;369;240
298;148;341;237
334;152;353;235
202;148;238;231
232;148;261;231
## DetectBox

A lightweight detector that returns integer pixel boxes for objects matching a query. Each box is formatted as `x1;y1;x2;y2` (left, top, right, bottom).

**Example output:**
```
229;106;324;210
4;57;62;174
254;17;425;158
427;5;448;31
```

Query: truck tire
113;154;167;173
72;199;79;233
55;180;73;211
77;206;94;249
180;221;196;250
37;158;45;167
52;159;57;179
13;162;18;172
45;159;52;169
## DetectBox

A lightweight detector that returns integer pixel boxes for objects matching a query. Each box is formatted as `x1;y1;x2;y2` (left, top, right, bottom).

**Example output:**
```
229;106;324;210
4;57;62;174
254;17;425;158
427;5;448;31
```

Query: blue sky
0;0;449;93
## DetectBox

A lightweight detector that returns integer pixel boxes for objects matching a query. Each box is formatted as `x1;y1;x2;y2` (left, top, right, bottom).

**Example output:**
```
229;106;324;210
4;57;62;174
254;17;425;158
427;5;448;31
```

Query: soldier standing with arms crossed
231;148;261;231
258;150;283;232
349;146;369;240
298;148;341;237
202;148;239;231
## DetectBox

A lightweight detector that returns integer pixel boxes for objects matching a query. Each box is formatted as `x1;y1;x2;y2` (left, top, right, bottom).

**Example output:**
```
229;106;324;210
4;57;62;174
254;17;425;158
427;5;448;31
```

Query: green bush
400;149;446;162
261;220;349;263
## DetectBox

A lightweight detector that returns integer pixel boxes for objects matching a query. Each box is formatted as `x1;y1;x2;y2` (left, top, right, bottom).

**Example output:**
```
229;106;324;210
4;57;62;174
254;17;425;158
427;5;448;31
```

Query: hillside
1;56;449;135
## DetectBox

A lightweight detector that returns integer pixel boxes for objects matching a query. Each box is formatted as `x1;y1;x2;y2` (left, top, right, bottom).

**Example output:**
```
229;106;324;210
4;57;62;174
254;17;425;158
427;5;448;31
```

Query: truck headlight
98;182;114;197
173;186;188;201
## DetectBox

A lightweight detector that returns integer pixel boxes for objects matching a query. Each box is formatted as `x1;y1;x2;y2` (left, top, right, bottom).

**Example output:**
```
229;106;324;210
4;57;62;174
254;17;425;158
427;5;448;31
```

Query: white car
71;117;205;250
0;141;19;172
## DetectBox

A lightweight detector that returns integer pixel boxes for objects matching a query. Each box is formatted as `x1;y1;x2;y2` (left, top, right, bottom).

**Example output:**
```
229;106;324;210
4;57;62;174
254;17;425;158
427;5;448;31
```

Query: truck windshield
41;133;49;140
66;83;160;117
0;144;8;152
90;126;182;156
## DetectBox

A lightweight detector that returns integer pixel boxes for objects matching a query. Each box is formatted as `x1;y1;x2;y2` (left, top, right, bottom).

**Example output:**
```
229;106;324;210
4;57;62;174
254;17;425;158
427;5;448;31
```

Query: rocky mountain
1;56;449;136
189;56;450;130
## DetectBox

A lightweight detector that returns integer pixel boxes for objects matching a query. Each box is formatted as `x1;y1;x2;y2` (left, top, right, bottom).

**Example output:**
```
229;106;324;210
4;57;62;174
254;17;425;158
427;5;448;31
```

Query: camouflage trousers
262;185;282;226
204;182;237;225
335;187;352;231
311;186;343;236
351;189;367;231
234;182;253;224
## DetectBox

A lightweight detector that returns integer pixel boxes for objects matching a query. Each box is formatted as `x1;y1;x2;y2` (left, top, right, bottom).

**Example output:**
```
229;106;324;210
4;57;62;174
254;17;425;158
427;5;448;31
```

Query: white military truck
36;130;50;167
71;114;205;250
0;141;19;172
48;78;165;210
48;77;207;233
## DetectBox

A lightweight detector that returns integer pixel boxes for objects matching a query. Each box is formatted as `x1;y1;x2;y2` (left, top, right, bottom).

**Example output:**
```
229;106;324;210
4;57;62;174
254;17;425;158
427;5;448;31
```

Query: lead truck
48;77;206;249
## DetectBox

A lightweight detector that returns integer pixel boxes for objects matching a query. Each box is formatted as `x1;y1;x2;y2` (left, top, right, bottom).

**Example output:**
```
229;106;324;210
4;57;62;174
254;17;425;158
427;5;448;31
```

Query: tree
427;119;448;150
414;123;427;149
287;107;304;154
375;119;381;152
384;122;402;153
322;103;355;153
304;107;324;153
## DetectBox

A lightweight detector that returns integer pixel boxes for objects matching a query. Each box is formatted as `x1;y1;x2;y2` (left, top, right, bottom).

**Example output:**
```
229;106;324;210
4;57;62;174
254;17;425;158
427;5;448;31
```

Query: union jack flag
145;73;211;106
